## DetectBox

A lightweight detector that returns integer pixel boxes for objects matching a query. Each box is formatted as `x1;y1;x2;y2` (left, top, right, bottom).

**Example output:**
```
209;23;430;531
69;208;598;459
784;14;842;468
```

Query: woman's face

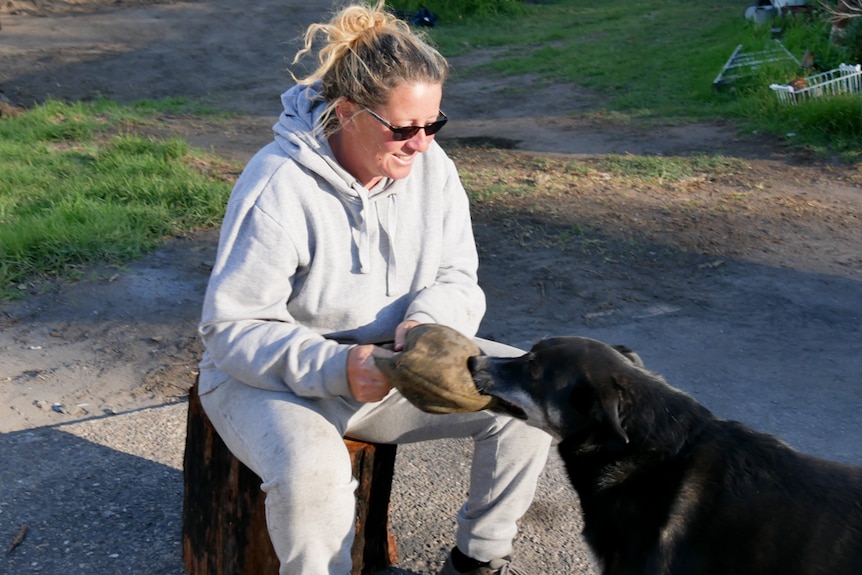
333;82;443;188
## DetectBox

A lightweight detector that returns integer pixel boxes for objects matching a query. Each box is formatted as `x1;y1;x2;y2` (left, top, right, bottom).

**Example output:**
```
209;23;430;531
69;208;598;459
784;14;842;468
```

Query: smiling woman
290;1;450;187
329;81;445;186
194;2;552;575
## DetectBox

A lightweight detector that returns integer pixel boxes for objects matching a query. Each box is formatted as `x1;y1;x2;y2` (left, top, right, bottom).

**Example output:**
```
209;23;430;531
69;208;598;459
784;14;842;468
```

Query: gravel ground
0;403;596;575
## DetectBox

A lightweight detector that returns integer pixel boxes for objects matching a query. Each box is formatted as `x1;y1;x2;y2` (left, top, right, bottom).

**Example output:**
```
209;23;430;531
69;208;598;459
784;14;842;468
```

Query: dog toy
375;323;494;414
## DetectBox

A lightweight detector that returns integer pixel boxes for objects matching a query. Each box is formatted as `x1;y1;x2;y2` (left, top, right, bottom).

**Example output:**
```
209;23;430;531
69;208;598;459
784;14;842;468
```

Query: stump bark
182;382;397;575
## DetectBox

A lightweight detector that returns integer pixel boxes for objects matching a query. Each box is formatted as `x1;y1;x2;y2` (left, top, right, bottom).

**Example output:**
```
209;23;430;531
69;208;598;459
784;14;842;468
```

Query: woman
197;3;551;574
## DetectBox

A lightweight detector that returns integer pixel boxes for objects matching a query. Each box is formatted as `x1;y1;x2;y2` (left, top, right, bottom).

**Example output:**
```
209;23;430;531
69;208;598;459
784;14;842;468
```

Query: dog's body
469;336;862;575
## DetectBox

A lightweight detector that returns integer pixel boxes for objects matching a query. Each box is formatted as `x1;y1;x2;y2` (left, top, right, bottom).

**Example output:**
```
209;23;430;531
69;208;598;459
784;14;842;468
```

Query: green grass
3;0;860;297
450;147;745;207
0;99;234;298
393;0;862;156
396;0;745;118
592;153;745;185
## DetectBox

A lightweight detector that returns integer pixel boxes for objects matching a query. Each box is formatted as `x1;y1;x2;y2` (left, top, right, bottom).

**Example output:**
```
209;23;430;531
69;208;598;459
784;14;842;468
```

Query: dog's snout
467;355;486;374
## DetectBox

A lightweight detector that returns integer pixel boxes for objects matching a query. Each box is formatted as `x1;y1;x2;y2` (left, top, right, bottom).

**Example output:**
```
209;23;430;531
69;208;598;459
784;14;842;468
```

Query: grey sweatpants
199;338;552;575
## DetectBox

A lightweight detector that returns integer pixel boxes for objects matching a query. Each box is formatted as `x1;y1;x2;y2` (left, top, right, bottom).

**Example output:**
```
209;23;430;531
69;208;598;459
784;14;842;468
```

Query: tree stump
182;381;397;575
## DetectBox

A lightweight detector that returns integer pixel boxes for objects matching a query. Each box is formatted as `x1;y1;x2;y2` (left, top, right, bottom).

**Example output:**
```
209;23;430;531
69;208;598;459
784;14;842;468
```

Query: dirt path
0;2;860;574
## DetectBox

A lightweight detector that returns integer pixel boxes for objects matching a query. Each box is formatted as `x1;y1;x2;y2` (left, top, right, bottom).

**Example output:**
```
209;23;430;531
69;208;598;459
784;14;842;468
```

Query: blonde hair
291;1;449;135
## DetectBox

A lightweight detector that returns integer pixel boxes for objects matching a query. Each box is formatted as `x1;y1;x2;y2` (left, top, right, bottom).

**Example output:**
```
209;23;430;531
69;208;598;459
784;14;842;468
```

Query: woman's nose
404;129;433;152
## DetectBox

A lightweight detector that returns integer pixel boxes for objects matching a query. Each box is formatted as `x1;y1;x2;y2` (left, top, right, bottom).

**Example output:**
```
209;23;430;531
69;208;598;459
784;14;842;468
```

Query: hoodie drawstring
353;184;372;276
351;184;398;297
386;194;398;296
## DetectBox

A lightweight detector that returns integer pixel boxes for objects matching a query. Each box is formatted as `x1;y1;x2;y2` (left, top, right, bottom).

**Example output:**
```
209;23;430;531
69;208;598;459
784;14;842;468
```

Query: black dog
469;336;862;575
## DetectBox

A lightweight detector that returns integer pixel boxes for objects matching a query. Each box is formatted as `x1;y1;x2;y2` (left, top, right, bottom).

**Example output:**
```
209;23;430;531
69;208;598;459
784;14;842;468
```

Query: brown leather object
375;324;494;414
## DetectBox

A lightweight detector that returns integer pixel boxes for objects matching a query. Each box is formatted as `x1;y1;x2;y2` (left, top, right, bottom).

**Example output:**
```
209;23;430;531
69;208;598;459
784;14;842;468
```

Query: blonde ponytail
290;1;448;135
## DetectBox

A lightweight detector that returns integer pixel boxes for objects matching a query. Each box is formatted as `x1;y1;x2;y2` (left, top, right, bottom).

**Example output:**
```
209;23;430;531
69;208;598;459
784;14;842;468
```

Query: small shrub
833;16;862;64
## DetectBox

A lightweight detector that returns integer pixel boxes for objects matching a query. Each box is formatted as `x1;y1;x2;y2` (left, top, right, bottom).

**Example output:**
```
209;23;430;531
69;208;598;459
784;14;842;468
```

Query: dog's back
679;421;861;575
559;362;862;575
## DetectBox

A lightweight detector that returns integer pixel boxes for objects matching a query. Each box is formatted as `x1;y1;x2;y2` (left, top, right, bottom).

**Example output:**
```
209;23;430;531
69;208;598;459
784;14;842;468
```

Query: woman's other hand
347;344;394;402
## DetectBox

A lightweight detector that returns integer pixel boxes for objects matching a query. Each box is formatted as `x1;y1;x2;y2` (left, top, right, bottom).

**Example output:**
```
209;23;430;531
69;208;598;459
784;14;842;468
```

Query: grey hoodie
197;83;486;399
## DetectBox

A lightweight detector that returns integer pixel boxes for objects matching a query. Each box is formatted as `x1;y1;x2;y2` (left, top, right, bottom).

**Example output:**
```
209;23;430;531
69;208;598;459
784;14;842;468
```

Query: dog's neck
558;385;716;496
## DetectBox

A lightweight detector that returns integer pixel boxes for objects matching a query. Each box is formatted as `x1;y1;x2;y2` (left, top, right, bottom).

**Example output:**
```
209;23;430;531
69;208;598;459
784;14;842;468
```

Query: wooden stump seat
182;382;397;575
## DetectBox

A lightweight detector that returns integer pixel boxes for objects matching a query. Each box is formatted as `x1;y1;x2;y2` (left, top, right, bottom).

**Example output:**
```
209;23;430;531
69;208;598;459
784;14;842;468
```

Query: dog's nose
467;355;486;374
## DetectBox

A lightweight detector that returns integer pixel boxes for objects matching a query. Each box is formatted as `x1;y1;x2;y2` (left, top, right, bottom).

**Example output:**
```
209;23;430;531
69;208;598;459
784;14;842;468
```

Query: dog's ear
570;377;630;446
598;384;630;445
612;345;644;368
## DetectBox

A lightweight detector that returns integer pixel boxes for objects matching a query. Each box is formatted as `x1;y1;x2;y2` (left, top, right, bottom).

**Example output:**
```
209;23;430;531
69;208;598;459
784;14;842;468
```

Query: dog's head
470;336;644;445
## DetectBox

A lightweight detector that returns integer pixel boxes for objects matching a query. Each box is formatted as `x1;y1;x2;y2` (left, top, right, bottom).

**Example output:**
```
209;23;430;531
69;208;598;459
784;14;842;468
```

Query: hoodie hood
272;82;399;291
273;82;355;191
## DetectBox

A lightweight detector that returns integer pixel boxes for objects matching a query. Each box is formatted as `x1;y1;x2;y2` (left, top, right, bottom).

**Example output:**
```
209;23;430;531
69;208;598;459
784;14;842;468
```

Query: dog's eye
527;355;543;380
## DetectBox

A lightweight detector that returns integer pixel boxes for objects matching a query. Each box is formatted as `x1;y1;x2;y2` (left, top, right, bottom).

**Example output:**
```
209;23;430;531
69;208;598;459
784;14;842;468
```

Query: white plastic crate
770;64;862;105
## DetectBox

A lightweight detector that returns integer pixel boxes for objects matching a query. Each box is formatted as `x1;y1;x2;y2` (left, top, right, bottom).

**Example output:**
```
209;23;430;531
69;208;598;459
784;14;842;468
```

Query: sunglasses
363;107;448;141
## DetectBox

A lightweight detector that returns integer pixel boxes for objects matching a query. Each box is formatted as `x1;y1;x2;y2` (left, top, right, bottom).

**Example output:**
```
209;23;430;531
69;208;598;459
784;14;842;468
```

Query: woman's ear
334;98;358;130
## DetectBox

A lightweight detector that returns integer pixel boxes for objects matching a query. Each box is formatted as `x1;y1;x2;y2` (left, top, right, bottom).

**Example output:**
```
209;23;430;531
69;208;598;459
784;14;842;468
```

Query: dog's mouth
475;382;528;420
486;394;528;420
468;355;529;420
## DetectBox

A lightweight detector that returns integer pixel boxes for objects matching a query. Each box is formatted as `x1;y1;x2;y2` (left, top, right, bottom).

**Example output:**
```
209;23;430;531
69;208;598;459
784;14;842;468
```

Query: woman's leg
199;379;359;575
345;338;552;562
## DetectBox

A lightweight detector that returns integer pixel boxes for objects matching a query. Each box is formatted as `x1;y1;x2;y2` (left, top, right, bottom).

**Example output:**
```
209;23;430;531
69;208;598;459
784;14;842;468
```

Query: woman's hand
394;319;421;351
347;344;394;402
346;320;420;402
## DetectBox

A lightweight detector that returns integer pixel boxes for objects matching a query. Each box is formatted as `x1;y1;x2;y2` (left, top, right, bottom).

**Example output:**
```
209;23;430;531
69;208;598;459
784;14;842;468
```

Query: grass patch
0;99;234;298
451;147;743;203
391;0;862;158
591;153;745;185
397;0;748;119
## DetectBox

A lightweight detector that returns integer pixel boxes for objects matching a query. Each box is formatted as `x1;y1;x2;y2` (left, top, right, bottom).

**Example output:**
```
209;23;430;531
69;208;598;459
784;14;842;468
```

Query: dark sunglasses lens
424;118;447;136
391;126;421;141
390;118;447;141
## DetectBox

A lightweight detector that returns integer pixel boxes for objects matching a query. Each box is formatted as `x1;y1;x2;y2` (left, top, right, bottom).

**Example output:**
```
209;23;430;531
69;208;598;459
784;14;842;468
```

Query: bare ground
0;2;860;574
